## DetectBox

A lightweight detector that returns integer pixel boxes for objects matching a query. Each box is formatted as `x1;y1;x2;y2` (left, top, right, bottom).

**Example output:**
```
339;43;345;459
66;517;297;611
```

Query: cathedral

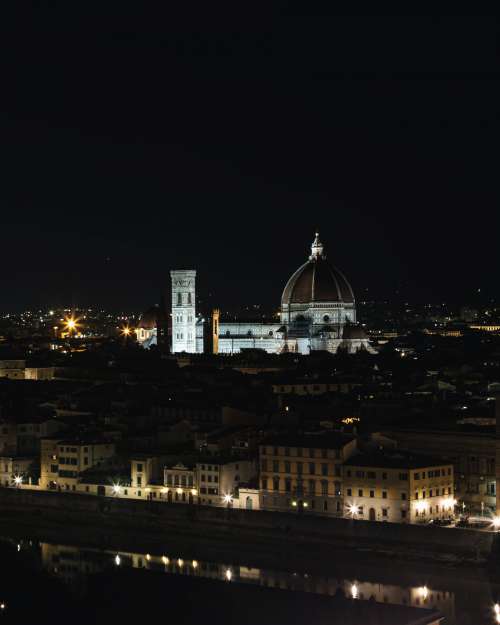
136;233;373;355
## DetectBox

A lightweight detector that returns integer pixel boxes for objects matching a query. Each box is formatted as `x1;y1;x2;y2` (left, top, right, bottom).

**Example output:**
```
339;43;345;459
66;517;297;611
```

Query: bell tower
170;270;197;353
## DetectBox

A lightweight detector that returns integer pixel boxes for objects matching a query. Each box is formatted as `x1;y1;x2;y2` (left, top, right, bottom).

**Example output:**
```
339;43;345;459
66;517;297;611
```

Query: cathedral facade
137;233;373;355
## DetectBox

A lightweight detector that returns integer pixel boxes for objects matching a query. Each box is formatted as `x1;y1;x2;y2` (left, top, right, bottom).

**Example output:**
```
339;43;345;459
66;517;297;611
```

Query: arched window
246;496;253;510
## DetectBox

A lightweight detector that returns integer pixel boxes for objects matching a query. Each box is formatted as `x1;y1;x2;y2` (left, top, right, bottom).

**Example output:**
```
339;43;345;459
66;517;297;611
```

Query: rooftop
262;432;355;451
344;449;452;470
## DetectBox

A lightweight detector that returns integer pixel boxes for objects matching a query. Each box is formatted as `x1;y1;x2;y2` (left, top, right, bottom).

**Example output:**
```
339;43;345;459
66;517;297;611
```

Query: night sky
0;8;497;311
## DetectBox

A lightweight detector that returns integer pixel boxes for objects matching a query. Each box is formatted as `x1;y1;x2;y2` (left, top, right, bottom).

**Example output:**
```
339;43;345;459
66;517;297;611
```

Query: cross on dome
310;231;325;259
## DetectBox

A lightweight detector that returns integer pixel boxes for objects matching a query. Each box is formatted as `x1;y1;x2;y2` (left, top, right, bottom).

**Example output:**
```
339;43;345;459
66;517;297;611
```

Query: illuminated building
343;449;454;523
258;434;357;515
138;233;373;355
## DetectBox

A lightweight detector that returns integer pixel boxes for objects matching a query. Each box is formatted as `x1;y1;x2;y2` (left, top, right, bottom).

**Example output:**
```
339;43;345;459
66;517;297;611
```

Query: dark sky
0;8;497;311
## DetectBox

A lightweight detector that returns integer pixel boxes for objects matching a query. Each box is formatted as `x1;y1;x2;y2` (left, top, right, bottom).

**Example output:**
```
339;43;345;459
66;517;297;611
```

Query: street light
223;493;233;508
347;503;359;518
112;483;121;495
492;517;500;530
13;475;23;488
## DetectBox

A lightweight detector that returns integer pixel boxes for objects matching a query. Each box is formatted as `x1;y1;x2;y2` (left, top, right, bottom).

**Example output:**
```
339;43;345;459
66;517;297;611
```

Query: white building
216;233;373;355
137;232;373;355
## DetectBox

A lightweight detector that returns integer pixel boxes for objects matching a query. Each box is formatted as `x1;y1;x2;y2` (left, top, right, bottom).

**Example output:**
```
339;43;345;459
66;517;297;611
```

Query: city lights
415;501;428;513
13;475;23;487
347;503;360;518
112;483;121;495
120;325;133;337
441;497;457;511
418;586;429;600
162;556;169;565
223;493;233;505
494;603;500;624
351;583;358;599
192;560;198;569
225;568;232;581
492;517;500;530
115;554;121;566
177;558;183;567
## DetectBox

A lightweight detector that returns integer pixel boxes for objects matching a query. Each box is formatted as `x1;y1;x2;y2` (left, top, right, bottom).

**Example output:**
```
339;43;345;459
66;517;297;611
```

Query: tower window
187;292;192;305
177;292;182;305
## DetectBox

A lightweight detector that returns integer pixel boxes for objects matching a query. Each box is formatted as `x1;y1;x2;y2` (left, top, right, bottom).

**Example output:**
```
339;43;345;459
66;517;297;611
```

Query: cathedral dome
281;233;355;306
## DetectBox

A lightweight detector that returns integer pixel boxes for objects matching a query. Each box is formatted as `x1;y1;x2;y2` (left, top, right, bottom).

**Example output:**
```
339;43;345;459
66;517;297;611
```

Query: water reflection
6;537;499;625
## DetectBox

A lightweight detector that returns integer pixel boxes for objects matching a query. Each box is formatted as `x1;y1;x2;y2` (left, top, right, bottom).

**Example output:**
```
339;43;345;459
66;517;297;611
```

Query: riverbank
0;487;496;574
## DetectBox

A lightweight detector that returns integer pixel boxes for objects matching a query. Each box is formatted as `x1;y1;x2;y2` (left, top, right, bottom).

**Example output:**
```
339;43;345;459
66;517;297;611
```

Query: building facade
343;450;455;524
259;434;357;515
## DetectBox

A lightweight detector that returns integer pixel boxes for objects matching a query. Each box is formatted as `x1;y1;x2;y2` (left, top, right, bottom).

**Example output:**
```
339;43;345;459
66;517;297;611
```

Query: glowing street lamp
64;315;80;337
120;325;133;338
347;503;360;518
13;475;23;488
225;568;232;581
112;483;122;496
494;603;500;623
492;517;500;531
115;554;121;566
223;493;233;508
351;583;358;599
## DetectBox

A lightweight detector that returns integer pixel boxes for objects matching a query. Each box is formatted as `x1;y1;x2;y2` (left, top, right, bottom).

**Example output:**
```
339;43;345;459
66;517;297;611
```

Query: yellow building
259;434;357;515
343;450;454;524
40;437;115;491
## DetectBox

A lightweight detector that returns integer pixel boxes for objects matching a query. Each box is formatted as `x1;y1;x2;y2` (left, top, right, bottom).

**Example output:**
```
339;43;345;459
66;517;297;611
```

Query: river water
1;534;500;624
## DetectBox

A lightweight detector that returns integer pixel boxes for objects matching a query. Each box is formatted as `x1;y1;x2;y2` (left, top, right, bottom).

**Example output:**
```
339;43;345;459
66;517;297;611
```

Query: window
321;463;328;476
285;461;291;473
273;460;279;472
334;481;341;496
422;491;426;499
358;489;363;497
346;470;352;477
136;463;143;472
296;462;303;475
309;463;315;475
273;477;280;491
355;470;365;478
415;492;419;500
369;490;374;498
285;478;291;493
401;492;407;500
414;473;420;480
309;479;316;495
84;457;88;465
382;508;388;517
177;292;182;305
261;478;268;490
261;459;268;471
399;473;408;481
137;476;142;486
347;488;352;496
367;471;376;479
358;506;364;515
422;472;426;479
401;510;407;519
334;465;341;477
321;480;328;496
323;501;328;511
429;489;433;497
382;491;387;499
382;472;387;480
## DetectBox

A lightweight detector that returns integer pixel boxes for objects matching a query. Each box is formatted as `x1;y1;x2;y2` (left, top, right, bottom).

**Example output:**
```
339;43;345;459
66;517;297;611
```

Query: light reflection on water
6;538;500;625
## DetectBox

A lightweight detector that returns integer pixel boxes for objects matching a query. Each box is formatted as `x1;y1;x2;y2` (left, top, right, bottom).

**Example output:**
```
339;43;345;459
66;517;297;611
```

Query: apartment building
343;450;454;524
259;433;357;515
40;437;115;491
